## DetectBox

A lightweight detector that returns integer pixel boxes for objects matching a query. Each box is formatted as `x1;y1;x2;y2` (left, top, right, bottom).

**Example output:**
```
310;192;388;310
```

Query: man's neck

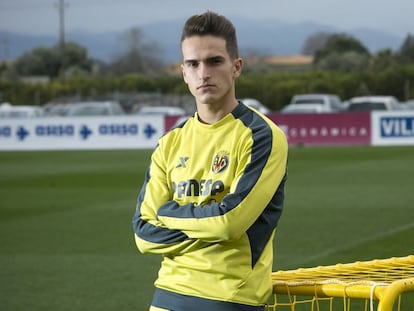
196;99;238;124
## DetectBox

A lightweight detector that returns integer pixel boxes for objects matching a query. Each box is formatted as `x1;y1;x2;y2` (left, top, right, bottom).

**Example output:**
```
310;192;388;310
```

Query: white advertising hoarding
3;111;414;150
0;115;164;151
371;111;414;146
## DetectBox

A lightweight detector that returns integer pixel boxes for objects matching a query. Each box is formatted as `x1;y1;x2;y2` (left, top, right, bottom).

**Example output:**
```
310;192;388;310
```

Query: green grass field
1;146;413;310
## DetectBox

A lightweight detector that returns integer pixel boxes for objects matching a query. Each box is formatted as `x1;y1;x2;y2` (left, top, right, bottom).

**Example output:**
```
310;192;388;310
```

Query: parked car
0;102;44;118
404;100;414;110
280;104;325;114
134;105;187;116
346;96;399;112
63;101;125;116
44;103;73;116
240;98;271;114
285;93;343;113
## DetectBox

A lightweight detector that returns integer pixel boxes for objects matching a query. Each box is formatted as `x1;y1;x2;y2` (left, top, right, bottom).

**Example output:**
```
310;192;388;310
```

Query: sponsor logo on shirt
172;179;225;198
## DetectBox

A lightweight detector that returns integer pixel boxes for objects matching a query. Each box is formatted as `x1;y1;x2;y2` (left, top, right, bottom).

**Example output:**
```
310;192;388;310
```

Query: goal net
267;255;414;311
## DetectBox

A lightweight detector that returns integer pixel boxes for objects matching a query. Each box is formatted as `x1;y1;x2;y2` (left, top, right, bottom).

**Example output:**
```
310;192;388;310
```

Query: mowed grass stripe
274;146;414;270
1;253;160;311
0;194;138;254
282;220;414;268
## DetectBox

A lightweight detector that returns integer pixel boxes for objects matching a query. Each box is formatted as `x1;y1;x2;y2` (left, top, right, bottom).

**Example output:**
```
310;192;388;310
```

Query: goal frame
270;255;414;311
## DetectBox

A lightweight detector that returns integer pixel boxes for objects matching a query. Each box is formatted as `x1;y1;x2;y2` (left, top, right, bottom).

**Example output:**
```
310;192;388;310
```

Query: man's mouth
197;84;214;90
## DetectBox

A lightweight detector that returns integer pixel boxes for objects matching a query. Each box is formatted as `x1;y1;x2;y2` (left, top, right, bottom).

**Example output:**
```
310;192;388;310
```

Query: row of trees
0;29;414;108
305;32;414;72
1;28;414;79
0;27;164;79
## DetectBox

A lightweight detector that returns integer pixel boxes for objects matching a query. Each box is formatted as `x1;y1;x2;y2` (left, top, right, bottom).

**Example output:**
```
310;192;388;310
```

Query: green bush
1;64;414;107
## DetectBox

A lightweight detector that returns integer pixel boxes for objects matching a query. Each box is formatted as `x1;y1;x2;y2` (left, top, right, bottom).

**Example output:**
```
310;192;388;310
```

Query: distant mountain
0;18;404;64
0;31;120;62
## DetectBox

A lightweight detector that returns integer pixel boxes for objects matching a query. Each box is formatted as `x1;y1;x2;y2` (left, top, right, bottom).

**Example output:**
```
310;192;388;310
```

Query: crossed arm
132;126;288;256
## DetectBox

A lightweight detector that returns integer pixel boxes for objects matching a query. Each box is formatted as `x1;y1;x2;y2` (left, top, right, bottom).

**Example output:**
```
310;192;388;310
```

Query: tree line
0;29;413;109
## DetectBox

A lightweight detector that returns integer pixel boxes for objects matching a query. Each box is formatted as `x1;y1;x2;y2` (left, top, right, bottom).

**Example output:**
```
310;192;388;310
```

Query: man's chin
197;96;217;106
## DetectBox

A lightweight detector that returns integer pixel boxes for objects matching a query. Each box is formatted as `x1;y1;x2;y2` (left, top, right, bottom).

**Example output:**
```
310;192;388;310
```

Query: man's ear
233;58;243;78
181;63;188;84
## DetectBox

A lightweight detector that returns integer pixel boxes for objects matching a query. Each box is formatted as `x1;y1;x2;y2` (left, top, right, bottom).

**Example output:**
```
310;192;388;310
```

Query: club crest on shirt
212;151;229;174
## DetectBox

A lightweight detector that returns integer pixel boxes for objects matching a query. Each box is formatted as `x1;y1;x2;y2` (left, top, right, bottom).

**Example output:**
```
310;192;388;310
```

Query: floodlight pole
55;0;68;52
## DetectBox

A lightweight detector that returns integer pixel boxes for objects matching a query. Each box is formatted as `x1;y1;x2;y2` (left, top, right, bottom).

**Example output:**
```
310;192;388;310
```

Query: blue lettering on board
380;117;414;137
35;125;74;137
0;126;12;137
99;124;138;135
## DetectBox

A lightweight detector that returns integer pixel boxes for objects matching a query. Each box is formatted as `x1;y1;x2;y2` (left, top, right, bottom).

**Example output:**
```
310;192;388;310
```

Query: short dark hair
181;11;239;59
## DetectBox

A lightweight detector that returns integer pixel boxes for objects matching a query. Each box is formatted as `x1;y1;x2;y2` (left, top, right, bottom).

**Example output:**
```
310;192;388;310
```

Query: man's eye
187;62;198;68
209;58;223;65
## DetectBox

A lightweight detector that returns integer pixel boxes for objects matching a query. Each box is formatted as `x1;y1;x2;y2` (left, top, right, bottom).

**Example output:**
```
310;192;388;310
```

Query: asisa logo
212;151;229;174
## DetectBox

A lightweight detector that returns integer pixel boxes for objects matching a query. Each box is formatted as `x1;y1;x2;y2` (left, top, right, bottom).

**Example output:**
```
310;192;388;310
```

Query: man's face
181;35;242;107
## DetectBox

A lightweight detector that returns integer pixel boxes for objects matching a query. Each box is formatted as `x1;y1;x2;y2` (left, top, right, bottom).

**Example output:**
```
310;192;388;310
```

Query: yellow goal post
268;255;414;311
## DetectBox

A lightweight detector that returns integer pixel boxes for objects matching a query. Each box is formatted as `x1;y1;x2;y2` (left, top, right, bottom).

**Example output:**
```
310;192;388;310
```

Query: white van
281;104;325;114
0;103;44;118
346;96;399;112
285;94;343;113
65;101;125;116
135;106;187;116
240;98;271;114
44;101;125;117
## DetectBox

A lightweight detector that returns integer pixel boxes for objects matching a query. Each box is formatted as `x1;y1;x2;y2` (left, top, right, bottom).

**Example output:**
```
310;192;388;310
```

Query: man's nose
198;63;211;80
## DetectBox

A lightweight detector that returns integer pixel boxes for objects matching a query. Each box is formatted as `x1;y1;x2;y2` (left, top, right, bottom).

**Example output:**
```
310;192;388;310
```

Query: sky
0;0;413;38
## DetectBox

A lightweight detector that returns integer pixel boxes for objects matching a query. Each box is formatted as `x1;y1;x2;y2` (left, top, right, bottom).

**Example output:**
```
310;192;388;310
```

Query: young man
132;11;288;311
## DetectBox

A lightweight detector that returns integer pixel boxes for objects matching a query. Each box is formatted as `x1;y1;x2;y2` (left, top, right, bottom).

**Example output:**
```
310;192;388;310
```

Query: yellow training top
133;102;288;311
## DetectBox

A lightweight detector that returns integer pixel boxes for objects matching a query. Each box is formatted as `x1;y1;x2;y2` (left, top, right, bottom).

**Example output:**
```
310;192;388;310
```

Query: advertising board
2;110;414;151
268;113;371;146
371;111;414;146
0;115;163;151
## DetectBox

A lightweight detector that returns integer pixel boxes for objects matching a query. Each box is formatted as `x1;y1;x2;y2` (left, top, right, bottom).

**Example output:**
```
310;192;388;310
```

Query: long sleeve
132;142;209;255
